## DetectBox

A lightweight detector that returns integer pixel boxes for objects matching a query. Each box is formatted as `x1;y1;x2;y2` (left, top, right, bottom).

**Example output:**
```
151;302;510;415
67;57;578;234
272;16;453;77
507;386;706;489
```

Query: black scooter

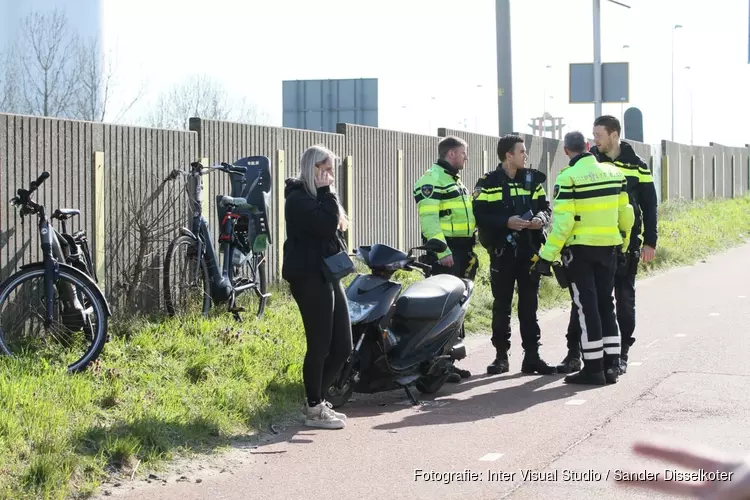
325;238;474;408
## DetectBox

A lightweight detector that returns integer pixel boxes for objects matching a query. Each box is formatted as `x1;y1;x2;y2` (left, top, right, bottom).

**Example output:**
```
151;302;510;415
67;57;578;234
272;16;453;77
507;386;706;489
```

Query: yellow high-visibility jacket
539;152;634;263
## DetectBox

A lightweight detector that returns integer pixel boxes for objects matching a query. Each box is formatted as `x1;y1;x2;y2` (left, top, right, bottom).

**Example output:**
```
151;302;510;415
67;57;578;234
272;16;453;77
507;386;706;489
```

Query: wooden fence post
200;157;210;214
276;151;285;279
661;154;670;202
712;155;718;198
93;151;106;291
397;149;404;251
690;155;696;200
345;156;354;251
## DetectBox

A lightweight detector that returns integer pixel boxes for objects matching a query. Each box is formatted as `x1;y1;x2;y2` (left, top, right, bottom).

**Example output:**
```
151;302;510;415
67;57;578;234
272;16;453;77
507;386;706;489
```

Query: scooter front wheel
325;379;354;409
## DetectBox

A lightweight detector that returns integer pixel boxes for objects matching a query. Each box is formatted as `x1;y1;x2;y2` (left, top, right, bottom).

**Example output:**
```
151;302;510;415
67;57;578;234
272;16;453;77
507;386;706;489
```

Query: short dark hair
438;136;467;158
497;134;524;161
594;115;621;135
564;131;587;154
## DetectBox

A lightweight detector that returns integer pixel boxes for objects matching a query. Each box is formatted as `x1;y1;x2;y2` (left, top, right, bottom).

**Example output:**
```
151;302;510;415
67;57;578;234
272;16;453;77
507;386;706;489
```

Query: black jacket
281;178;346;282
590;141;658;250
472;165;551;257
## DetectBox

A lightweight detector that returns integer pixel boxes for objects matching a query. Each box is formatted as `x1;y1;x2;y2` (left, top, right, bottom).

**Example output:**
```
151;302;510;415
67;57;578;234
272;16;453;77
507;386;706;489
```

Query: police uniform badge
472;186;481;199
553;184;560;199
421;184;434;198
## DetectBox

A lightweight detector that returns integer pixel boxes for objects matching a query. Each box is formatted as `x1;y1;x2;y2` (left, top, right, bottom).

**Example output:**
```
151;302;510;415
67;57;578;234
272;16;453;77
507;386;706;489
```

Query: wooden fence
2;112;748;316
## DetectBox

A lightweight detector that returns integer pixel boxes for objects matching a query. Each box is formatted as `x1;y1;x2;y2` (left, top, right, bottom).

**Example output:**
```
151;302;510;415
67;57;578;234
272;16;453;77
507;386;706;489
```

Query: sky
7;0;750;148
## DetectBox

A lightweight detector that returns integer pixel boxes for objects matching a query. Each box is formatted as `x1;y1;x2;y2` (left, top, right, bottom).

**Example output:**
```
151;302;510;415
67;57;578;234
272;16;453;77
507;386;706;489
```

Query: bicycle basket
215;155;273;254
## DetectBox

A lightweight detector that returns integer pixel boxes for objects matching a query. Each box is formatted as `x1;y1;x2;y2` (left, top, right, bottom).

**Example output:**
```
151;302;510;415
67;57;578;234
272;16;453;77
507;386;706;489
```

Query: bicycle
162;156;272;321
0;171;111;373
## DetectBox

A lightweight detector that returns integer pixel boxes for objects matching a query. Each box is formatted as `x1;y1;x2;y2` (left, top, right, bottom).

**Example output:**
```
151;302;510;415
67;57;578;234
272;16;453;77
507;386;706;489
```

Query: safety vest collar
568;152;596;168
435;159;460;179
591;141;640;164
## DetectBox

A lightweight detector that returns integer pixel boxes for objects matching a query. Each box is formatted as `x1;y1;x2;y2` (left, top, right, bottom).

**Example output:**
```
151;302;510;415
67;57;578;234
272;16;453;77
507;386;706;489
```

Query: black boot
446;365;471;383
564;369;606;385
487;350;509;375
564;360;606;385
521;351;557;375
605;366;619;384
556;350;582;373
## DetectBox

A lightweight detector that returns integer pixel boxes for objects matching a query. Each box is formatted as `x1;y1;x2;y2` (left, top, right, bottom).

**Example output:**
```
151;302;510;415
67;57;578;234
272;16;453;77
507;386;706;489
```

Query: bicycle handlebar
166;161;247;181
10;171;51;216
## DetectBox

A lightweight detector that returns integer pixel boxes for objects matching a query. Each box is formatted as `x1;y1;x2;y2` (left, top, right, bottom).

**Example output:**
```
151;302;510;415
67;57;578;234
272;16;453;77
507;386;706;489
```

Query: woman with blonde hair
282;144;353;429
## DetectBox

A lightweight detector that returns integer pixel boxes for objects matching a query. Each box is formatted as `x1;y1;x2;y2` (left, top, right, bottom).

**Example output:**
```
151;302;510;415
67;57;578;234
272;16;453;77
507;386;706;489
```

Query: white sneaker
322;400;347;422
305;402;345;429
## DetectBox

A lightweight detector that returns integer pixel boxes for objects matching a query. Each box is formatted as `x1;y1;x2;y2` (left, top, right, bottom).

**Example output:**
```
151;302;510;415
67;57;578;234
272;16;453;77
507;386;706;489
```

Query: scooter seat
394;274;466;320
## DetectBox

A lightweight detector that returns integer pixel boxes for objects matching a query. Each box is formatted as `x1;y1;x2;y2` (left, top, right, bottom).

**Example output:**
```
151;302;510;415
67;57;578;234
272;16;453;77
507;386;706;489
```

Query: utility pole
496;0;513;135
593;0;602;119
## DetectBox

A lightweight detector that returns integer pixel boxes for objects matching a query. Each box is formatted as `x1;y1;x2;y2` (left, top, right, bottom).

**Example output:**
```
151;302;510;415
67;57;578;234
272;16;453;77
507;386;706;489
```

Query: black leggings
289;274;353;406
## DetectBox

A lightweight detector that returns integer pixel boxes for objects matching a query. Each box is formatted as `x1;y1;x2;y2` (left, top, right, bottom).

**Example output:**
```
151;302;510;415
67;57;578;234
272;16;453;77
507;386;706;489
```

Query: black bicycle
163;157;272;321
0;171;111;372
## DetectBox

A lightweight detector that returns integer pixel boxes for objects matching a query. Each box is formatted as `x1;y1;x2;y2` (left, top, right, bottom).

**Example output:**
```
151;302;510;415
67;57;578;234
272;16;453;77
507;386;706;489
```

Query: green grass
0;195;748;499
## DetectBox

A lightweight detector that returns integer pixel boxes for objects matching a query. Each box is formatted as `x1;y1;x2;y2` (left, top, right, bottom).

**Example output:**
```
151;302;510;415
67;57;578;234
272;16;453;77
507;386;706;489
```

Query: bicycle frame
11;172;111;323
178;162;260;305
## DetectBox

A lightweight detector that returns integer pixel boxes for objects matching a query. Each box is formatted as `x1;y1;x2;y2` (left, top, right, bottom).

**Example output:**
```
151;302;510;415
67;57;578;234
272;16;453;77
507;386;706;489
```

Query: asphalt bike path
104;241;750;500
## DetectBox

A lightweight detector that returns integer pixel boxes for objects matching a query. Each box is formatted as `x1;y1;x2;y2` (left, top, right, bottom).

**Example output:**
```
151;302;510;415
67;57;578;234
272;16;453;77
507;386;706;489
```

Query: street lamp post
671;24;683;141
593;0;631;121
621;44;629;137
685;66;693;145
543;65;551;137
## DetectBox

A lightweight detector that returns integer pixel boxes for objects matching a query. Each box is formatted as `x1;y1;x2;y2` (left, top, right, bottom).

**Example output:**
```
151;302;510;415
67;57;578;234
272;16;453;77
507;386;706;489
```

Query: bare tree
3;8;145;122
12;8;80;118
144;74;271;130
71;36;146;123
0;47;20;113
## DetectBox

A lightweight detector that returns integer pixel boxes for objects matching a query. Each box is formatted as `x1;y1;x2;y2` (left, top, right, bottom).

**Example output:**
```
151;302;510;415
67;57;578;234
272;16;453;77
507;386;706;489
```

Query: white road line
675;334;687;338
709;313;720;316
645;339;660;348
479;453;504;461
629;362;643;366
738;295;746;299
565;399;587;406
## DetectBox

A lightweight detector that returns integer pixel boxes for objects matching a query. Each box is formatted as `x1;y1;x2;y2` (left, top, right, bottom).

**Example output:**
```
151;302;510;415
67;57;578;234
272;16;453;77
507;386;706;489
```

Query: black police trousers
563;245;620;372
565;247;637;359
427;237;478;281
489;247;541;354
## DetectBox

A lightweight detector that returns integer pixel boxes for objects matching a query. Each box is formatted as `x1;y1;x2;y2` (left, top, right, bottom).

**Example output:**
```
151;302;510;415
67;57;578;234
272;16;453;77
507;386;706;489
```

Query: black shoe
556;351;582;374
521;353;557;375
446;372;462;383
453;367;472;379
564;369;606;385
487;352;509;375
605;367;619;384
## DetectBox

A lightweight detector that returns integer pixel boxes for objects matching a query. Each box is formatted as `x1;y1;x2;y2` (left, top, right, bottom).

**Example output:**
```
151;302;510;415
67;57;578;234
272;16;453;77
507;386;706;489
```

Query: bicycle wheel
0;264;109;373
163;234;211;317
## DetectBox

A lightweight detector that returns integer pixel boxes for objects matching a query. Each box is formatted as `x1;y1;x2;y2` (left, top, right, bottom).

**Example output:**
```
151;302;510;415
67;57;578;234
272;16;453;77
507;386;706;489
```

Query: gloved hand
530;254;553;277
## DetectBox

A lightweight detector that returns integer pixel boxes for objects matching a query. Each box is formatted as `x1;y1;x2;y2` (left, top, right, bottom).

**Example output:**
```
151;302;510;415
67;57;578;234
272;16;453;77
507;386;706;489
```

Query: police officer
413;136;478;281
556;116;658;376
531;131;634;385
413;135;476;382
473;134;557;375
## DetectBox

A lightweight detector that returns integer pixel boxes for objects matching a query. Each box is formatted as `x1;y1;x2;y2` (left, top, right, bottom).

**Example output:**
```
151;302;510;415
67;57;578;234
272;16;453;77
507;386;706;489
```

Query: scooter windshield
366;244;409;268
